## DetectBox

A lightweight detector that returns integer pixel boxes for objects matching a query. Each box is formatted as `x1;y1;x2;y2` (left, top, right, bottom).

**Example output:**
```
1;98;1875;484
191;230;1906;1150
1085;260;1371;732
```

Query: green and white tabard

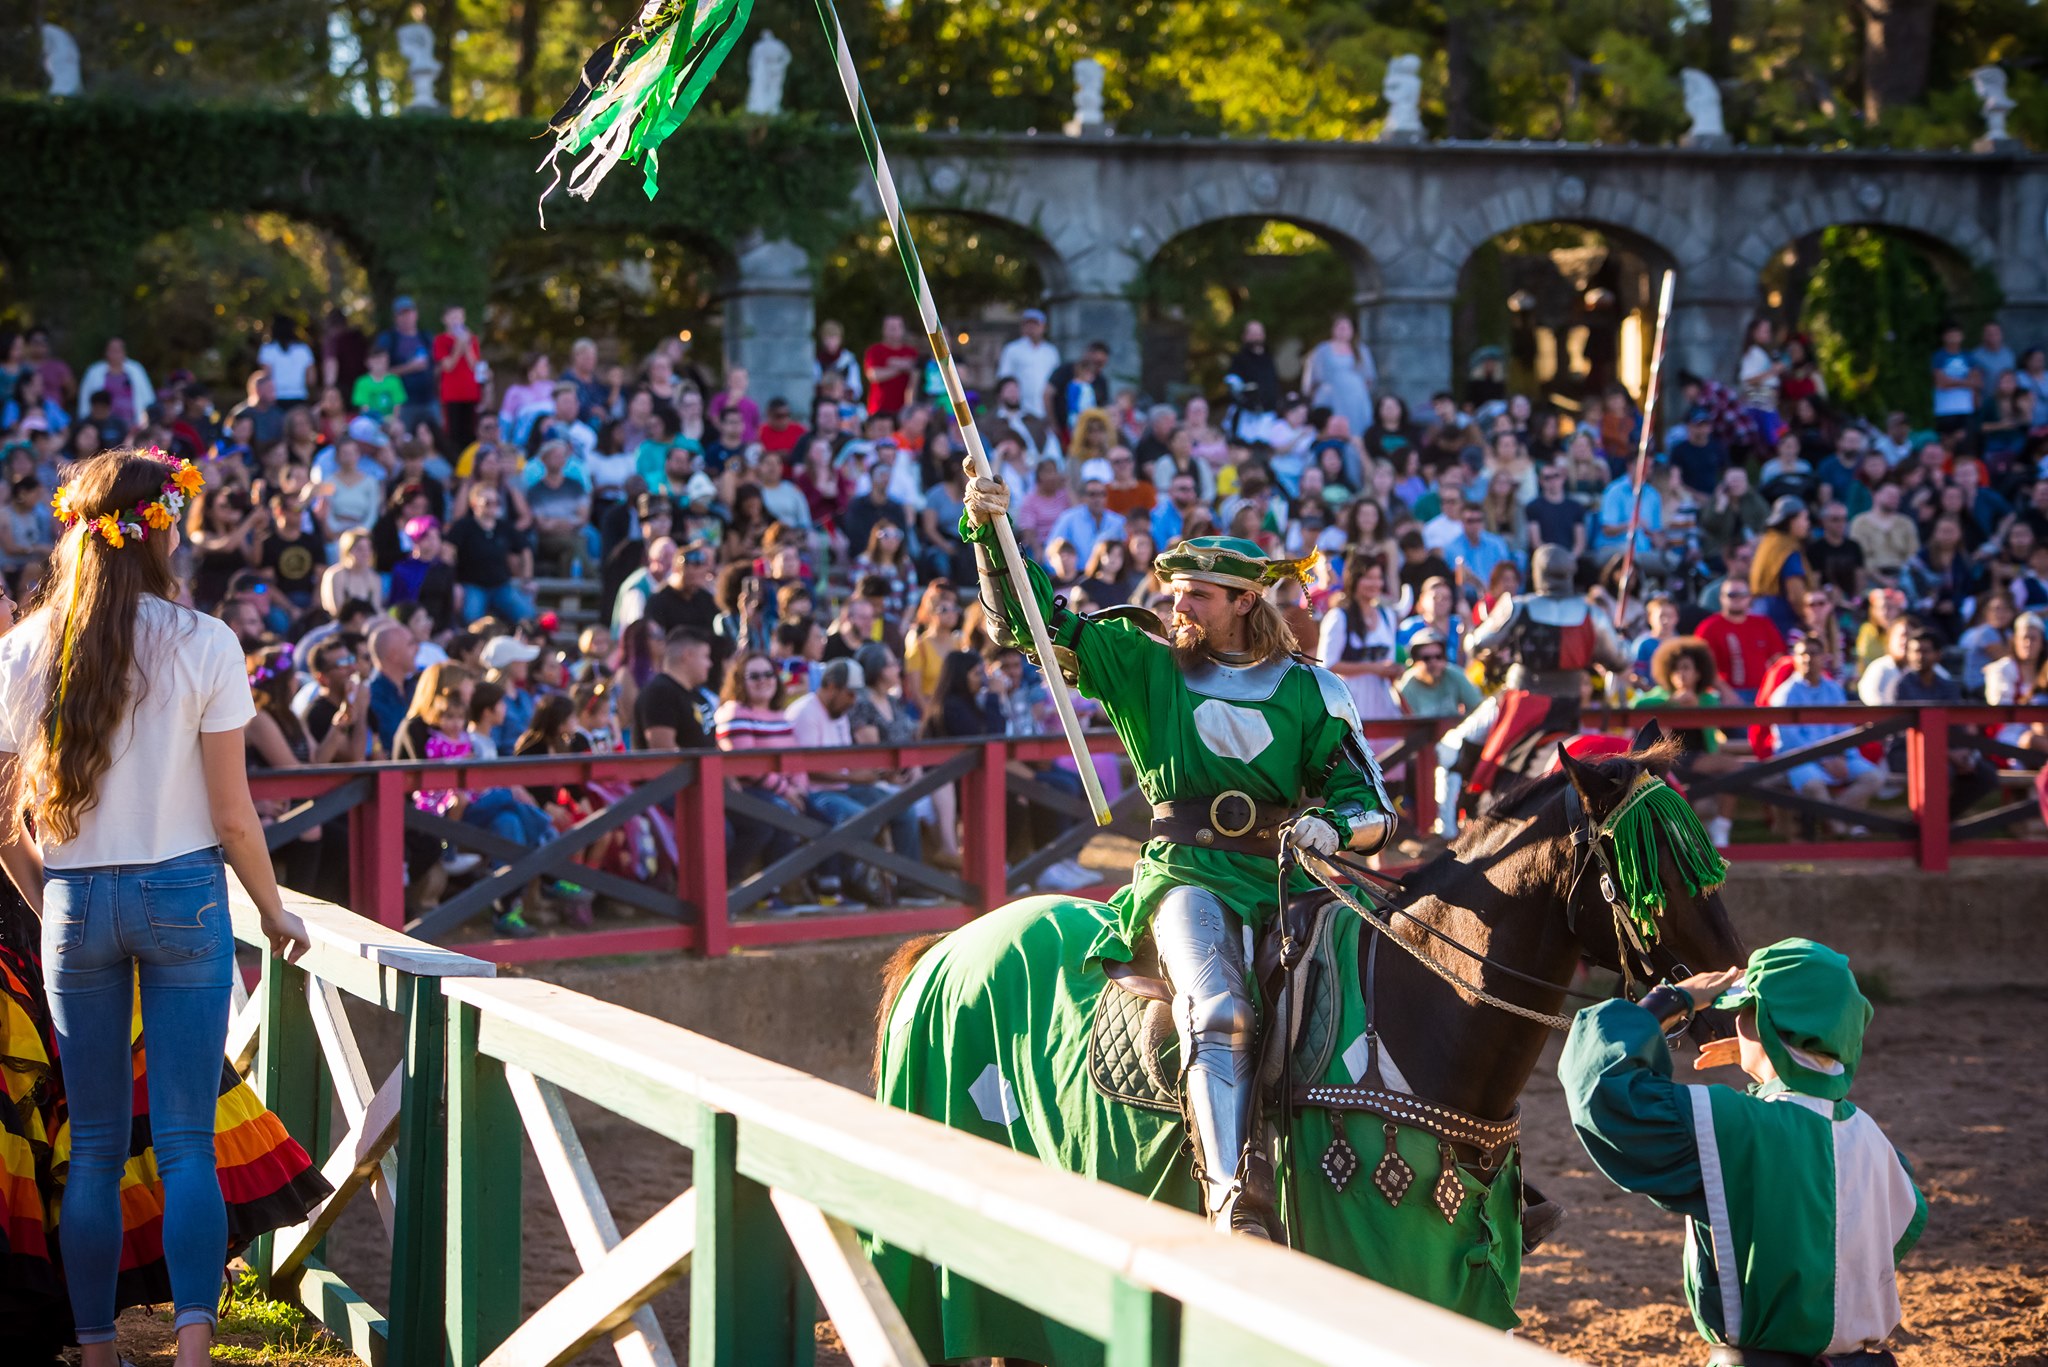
1561;940;1928;1357
961;517;1388;962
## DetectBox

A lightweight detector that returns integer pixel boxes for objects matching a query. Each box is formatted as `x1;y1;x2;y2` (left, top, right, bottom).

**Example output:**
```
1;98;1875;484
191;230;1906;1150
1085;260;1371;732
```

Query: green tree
1801;225;1998;421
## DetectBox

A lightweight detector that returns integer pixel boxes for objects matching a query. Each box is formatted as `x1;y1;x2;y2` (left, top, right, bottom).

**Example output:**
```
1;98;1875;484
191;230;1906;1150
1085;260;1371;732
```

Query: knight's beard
1169;617;1213;671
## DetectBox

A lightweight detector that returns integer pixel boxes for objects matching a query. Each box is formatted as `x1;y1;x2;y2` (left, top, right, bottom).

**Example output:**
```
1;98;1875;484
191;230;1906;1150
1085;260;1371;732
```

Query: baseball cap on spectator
1021;308;1047;324
402;515;440;541
1408;629;1448;655
1766;495;1808;530
682;471;719;507
393;296;416;314
480;636;541;670
1079;457;1115;484
347;414;390;446
1687;406;1713;426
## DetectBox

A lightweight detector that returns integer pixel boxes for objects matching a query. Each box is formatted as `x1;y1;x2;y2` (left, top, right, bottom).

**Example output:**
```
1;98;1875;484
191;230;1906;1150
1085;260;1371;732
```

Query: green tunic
963;514;1391;963
1561;999;1927;1355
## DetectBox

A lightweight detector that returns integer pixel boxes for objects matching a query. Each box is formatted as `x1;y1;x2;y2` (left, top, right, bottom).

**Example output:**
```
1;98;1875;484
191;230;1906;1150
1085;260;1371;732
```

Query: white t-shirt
0;598;255;868
997;337;1062;418
259;340;318;401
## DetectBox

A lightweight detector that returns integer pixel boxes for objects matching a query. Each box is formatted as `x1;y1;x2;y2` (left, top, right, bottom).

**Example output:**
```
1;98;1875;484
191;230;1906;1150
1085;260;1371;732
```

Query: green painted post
387;976;449;1365
692;1108;804;1367
1107;1279;1180;1367
252;956;318;1287
445;999;524;1366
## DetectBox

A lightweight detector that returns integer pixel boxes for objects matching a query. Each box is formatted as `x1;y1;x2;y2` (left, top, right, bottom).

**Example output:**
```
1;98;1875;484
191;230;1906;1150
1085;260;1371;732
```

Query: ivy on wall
0;98;863;348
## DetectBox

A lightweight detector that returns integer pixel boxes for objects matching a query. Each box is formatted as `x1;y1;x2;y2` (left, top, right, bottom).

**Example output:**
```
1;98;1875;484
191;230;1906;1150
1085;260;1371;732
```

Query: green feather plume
1600;776;1730;943
541;0;755;212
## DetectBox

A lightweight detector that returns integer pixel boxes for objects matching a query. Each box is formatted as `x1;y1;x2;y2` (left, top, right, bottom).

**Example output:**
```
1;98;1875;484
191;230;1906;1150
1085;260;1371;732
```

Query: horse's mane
1412;734;1688;880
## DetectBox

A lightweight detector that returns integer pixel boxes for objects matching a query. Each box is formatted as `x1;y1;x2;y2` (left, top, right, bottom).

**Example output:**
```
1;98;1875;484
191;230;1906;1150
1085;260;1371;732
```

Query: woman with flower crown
0;449;315;1366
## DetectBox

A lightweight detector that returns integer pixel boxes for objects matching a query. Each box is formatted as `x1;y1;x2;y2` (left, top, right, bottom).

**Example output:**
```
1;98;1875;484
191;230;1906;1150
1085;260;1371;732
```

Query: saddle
1086;890;1343;1115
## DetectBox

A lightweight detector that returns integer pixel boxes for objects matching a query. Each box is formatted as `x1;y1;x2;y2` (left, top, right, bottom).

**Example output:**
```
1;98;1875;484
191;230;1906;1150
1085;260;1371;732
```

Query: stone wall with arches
6;102;2042;410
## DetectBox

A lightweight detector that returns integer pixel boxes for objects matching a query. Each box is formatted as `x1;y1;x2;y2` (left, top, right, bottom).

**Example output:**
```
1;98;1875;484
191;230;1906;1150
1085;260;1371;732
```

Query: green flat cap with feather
1155;536;1318;590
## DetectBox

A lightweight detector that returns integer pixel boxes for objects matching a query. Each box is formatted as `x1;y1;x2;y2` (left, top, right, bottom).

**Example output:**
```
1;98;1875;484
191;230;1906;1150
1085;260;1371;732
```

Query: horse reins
1290;786;1694;1034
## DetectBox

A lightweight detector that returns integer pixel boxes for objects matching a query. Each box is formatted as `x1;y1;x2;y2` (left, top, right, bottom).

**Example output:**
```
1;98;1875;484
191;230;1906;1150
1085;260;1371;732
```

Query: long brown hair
17;450;185;844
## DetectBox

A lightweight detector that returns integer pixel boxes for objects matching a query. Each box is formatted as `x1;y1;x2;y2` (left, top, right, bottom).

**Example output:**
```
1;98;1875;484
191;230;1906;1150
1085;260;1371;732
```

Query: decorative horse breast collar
1295;1084;1521;1224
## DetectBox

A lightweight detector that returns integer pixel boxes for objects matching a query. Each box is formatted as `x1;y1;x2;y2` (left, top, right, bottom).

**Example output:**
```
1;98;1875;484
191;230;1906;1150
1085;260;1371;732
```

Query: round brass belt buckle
1208;790;1257;839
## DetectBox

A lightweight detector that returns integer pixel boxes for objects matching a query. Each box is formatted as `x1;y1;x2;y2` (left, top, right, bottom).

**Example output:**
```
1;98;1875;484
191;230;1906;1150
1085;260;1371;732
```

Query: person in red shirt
862;314;921;417
756;396;804;457
1697;578;1786;703
433;304;485;451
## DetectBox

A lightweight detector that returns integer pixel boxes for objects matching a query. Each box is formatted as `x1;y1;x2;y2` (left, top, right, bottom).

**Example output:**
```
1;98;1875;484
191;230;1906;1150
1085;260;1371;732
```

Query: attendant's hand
962;460;1009;526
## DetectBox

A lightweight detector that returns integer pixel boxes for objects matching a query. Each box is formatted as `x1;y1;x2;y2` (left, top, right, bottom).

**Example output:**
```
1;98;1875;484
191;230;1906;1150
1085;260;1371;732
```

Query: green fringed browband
1598;775;1730;943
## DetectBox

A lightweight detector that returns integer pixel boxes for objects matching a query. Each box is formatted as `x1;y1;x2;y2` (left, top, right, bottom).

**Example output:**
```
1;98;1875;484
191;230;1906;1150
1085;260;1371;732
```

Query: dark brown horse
871;728;1747;1359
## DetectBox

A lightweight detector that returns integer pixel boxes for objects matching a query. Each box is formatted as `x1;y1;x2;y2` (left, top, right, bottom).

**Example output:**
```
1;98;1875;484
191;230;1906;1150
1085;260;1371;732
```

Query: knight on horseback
961;467;1395;1237
1433;543;1629;839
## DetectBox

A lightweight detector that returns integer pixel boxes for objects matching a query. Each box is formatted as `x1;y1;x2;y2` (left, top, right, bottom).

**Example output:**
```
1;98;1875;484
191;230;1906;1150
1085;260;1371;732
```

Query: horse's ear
1557;746;1632;822
1632;717;1666;753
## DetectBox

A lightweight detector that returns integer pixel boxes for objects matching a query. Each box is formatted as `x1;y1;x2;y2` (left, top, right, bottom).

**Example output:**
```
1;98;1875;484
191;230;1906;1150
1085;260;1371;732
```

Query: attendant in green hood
1561;938;1927;1366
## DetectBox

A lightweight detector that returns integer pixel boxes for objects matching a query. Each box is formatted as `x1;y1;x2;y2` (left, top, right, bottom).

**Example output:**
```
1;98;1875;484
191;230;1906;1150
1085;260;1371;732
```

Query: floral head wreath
52;449;205;549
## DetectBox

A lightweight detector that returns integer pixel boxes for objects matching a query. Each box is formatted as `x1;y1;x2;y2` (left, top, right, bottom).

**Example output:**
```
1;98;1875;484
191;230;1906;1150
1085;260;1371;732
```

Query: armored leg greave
1152;886;1256;1227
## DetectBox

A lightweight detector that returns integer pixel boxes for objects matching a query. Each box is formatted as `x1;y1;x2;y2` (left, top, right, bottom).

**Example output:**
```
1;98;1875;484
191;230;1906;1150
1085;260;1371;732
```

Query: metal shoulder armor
1307;664;1395;818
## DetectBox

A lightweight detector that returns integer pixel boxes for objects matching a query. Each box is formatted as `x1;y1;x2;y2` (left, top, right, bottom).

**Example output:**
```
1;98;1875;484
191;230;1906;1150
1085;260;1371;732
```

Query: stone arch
1434;177;1704;283
483;223;737;388
1131;212;1383;401
125;209;377;388
1119;168;1395;301
1727;186;1998;283
1447;196;1683;409
856;163;1075;300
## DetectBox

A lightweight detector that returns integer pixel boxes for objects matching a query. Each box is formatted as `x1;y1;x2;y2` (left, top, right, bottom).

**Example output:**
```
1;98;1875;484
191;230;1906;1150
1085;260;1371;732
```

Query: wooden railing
247;705;2048;964
226;875;1570;1367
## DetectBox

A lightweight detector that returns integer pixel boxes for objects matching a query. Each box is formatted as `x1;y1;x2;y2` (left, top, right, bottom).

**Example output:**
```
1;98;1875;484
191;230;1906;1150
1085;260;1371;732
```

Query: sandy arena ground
77;988;2047;1366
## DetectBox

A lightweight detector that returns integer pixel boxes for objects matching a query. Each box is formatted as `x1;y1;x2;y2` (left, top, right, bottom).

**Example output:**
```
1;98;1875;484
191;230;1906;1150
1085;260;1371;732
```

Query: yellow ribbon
48;539;86;750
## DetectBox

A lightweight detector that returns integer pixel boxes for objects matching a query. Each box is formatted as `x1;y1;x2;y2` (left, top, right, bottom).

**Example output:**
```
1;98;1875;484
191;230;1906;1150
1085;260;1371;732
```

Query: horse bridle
1559;782;1694;1005
1296;780;1697;1033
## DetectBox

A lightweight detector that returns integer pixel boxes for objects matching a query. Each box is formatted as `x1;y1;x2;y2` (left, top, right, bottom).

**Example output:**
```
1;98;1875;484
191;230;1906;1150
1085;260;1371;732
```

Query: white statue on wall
1681;69;1726;143
395;23;441;111
746;30;791;116
1070;57;1105;135
1379;55;1423;142
1971;66;2016;147
41;23;82;97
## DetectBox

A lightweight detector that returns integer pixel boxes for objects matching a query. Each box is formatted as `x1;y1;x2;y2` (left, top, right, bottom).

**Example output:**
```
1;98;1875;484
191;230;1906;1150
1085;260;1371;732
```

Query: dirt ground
74;989;2047;1366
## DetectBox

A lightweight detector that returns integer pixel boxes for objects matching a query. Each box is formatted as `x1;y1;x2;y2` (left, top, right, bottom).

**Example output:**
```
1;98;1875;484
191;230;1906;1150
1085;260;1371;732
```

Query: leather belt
1150;792;1291;859
1706;1348;1895;1367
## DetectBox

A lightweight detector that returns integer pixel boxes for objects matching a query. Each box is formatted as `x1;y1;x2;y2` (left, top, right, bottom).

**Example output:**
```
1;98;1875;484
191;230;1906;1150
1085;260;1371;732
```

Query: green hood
1714;937;1871;1101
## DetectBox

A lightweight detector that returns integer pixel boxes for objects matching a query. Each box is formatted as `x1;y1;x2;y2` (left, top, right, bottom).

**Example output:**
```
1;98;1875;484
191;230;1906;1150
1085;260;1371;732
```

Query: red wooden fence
247;704;2048;965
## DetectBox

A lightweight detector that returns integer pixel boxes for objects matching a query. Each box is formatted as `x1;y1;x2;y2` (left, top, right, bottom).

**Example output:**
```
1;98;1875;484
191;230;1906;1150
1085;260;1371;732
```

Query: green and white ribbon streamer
539;0;754;213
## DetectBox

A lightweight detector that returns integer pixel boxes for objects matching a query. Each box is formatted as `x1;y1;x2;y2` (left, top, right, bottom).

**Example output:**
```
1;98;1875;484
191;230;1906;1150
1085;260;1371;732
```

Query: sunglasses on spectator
744;668;777;682
1412;651;1446;663
683;551;707;564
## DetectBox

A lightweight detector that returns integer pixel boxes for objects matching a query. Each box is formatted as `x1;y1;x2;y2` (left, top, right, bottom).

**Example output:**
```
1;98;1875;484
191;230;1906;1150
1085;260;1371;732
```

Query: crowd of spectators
3;301;2044;934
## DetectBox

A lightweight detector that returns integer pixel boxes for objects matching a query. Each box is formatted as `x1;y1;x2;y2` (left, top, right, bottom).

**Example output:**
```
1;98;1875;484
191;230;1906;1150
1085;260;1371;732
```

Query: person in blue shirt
1046;478;1127;552
1596;458;1679;577
1813;428;1867;504
1769;634;1884;824
1442;505;1516;601
1929;323;1982;435
1665;407;1727;497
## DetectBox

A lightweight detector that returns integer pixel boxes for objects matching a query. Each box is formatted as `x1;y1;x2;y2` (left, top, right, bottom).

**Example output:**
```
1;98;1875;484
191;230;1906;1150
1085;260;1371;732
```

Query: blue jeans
808;785;922;887
727;785;802;880
42;847;234;1344
461;581;537;625
464;788;553;849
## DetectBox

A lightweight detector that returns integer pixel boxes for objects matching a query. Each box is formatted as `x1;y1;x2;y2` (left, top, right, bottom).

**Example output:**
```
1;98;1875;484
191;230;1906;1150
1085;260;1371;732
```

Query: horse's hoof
1520;1197;1568;1253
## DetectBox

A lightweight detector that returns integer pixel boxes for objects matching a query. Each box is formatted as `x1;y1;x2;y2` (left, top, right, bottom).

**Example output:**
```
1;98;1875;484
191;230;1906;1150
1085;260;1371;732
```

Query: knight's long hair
15;450;185;845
